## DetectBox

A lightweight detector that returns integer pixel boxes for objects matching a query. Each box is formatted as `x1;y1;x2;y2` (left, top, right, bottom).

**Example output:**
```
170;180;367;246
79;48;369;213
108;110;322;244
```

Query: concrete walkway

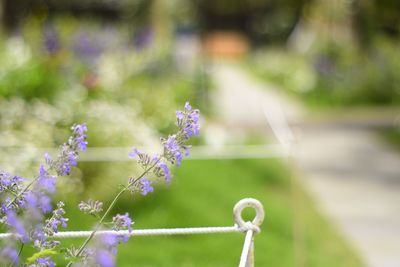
298;128;400;267
211;62;400;267
211;61;303;130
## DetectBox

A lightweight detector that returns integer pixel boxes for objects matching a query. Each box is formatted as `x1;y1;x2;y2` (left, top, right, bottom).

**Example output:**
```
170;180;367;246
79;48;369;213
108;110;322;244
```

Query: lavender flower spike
51;123;88;176
79;199;103;216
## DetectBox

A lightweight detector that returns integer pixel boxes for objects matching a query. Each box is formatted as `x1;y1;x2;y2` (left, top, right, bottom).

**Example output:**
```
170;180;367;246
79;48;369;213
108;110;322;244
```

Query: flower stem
66;162;158;266
66;188;127;267
9;242;24;267
6;176;40;209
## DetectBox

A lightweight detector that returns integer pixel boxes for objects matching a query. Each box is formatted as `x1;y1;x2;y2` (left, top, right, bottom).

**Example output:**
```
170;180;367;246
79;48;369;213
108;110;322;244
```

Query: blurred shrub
0;37;63;101
248;49;316;94
0;92;157;179
0;16;211;195
0;15;211;111
308;38;400;106
248;38;400;107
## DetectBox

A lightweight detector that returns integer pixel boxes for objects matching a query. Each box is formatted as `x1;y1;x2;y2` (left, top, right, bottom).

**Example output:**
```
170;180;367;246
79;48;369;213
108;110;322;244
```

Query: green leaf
27;249;57;264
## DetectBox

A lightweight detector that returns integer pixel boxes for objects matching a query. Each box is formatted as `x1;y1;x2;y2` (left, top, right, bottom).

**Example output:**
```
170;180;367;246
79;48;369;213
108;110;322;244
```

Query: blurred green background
1;0;400;266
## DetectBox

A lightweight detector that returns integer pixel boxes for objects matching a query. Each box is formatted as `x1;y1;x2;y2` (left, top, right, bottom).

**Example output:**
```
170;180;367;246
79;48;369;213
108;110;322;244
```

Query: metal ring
233;198;264;228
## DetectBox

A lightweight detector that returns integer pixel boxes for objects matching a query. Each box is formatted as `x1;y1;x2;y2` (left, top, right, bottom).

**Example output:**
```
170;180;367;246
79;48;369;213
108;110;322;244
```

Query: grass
20;159;363;266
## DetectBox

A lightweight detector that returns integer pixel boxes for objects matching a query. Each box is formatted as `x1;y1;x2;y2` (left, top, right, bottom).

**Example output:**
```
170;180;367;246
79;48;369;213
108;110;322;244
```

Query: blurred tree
288;0;355;53
354;0;400;48
0;0;150;32
193;0;308;45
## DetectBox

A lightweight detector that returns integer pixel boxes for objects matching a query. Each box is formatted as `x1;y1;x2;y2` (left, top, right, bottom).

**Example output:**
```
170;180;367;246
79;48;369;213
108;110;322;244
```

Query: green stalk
6;176;41;209
9;242;24;267
66;161;159;266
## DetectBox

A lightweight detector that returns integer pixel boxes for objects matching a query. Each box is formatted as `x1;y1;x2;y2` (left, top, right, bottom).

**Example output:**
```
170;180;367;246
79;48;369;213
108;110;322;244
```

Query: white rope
0;145;288;163
0;223;267;239
0;198;265;267
0;226;240;239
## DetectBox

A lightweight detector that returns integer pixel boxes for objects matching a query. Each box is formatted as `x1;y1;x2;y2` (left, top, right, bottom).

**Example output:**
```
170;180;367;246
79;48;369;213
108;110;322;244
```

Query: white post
239;229;255;267
234;198;264;267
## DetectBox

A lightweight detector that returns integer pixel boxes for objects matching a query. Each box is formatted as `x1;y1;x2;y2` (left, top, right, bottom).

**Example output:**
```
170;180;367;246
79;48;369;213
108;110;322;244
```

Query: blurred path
298;128;400;267
211;61;303;131
212;61;400;267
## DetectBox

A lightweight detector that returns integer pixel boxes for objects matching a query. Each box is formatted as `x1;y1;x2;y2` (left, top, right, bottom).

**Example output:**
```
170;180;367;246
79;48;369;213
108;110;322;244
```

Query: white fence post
234;198;265;267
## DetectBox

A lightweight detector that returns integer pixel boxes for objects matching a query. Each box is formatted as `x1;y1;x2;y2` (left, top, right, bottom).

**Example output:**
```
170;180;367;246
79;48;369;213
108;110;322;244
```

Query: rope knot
239;221;261;234
233;198;264;235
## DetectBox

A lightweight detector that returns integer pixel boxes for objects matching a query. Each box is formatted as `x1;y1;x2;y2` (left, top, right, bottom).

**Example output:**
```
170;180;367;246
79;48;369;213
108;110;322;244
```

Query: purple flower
128;147;141;159
175;151;183;166
50;123;87;176
68;153;78;167
46;202;68;232
72;29;104;67
101;233;128;255
152;154;160;162
30;202;67;251
96;249;115;267
157;161;172;183
38;193;52;214
0;202;10;215
37;175;56;194
0;172;12;188
102;234;119;248
44;153;52;164
176;110;184;120
127;102;199;201
6;211;29;243
25;191;52;215
58;162;71;176
75;136;87;151
39;165;46;177
165;135;180;154
71;124;88;152
189;110;200;123
1;246;19;264
184;101;192;111
176;102;200;139
0;172;24;193
183;145;191;157
32;227;47;248
139;178;153;195
73;124;88;135
133;26;153;51
184;124;199;138
38;165;56;194
35;256;55;267
43;24;61;55
24;191;37;207
112;213;133;233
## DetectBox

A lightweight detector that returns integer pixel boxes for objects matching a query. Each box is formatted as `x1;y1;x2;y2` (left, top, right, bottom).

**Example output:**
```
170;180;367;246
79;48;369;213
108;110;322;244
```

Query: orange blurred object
204;31;249;59
83;73;99;89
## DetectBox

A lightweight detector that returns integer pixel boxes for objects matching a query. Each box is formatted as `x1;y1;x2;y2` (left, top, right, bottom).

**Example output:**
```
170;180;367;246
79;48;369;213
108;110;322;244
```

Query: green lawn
22;159;363;266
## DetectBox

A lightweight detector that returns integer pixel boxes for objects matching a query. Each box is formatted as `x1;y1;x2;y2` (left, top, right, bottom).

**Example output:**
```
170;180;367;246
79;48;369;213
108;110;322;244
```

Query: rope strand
0;225;241;239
